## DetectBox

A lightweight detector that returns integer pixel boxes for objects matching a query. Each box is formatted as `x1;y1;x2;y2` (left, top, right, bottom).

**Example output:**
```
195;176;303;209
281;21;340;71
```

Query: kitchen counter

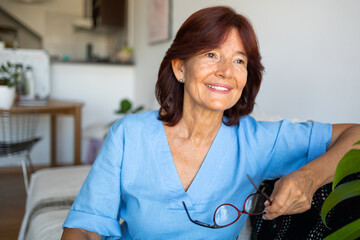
51;59;134;66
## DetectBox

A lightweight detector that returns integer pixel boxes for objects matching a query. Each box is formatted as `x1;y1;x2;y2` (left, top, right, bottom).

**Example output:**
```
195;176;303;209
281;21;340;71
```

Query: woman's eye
206;53;216;58
235;59;245;64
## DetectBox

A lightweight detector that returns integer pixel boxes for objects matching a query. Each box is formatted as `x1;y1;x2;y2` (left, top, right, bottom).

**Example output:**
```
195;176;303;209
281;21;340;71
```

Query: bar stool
0;111;41;193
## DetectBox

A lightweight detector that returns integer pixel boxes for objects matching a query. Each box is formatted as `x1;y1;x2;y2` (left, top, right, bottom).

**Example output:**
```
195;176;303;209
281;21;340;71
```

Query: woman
62;6;360;240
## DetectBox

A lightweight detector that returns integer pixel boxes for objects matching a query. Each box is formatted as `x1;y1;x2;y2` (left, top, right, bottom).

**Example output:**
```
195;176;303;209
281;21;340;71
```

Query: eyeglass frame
182;174;272;229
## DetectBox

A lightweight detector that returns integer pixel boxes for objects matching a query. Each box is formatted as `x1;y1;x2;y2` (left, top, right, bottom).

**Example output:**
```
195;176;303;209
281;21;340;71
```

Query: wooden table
3;99;84;167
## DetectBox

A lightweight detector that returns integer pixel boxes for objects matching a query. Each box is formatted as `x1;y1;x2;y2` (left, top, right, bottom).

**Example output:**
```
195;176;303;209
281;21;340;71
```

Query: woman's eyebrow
236;51;247;57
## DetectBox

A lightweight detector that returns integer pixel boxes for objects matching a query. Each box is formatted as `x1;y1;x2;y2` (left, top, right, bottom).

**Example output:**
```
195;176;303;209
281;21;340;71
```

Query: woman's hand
263;124;360;220
61;228;102;240
263;169;319;220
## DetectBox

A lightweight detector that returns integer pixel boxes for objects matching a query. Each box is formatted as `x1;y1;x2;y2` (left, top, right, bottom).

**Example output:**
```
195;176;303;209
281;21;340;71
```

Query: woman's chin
204;104;232;113
206;101;236;112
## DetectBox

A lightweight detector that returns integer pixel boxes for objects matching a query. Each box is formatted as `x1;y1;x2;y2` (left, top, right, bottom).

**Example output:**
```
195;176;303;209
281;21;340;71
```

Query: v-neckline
152;117;231;205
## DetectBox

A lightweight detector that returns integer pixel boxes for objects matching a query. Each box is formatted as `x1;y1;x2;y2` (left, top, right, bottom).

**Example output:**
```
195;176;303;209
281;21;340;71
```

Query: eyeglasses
182;174;272;229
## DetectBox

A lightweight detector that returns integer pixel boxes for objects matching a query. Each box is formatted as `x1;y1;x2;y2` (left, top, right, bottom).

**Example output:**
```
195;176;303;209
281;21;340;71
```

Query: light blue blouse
63;110;332;240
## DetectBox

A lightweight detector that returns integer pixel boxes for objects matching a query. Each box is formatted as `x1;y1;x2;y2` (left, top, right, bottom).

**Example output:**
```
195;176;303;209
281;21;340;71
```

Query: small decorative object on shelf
22;66;36;100
116;46;133;63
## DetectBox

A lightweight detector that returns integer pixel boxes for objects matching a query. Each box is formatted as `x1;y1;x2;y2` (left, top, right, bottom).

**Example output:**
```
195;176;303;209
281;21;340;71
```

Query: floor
0;169;26;240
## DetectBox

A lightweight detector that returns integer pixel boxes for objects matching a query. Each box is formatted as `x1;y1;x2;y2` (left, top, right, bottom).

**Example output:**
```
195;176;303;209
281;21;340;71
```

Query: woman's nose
215;59;233;79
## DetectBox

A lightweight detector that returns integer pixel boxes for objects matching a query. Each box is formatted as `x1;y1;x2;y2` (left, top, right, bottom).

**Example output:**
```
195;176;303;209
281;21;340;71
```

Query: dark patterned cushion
250;173;360;240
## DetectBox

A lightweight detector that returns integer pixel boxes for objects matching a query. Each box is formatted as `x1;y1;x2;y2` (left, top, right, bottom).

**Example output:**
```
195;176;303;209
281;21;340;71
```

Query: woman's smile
205;83;233;94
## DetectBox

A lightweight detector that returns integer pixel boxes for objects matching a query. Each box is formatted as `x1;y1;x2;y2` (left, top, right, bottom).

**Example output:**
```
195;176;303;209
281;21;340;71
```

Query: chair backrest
0;111;40;156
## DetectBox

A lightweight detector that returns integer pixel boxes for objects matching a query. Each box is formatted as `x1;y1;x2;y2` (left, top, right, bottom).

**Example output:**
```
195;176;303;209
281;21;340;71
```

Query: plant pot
0;85;15;109
117;50;133;63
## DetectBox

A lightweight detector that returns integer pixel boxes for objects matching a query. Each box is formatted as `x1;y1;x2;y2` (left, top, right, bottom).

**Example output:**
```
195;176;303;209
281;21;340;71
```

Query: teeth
206;84;229;91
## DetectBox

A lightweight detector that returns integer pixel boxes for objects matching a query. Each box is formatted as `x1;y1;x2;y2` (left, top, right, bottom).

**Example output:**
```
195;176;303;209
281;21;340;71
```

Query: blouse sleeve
63;121;125;237
243;116;333;180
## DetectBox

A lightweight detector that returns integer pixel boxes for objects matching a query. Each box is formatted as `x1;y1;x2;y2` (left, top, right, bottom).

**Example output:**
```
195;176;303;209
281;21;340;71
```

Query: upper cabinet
74;0;127;31
93;0;127;28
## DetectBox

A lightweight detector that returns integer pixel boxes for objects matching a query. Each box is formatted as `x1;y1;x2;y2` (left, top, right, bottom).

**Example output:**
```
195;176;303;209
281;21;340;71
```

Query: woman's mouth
205;84;232;93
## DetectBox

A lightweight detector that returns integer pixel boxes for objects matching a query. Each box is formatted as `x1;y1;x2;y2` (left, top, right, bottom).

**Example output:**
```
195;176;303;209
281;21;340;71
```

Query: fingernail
264;200;269;206
262;210;269;220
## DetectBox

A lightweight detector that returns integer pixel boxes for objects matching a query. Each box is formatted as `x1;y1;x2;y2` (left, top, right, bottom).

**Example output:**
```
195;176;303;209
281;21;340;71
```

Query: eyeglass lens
214;204;239;226
244;193;267;214
214;193;266;227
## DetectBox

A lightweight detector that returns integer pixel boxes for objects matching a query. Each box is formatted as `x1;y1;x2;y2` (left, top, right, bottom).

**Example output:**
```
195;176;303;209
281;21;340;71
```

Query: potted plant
115;98;144;115
116;46;134;63
321;140;360;239
108;98;144;127
0;62;18;109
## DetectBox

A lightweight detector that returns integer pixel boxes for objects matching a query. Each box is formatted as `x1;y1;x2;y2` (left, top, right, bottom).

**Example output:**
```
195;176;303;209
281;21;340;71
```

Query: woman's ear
171;58;185;81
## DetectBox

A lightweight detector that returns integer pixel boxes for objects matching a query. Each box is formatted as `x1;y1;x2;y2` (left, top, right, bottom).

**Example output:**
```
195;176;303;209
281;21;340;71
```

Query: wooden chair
0;111;41;193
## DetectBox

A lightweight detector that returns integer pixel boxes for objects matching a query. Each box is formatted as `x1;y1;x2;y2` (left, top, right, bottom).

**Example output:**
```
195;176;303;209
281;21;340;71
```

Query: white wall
133;0;360;123
133;0;169;109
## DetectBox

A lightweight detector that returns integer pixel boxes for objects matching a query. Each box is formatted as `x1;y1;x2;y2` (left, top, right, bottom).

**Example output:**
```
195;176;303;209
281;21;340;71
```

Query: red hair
155;6;264;126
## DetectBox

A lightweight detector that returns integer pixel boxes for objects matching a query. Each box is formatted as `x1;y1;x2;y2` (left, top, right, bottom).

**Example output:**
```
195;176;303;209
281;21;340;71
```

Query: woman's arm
264;124;360;220
61;228;102;240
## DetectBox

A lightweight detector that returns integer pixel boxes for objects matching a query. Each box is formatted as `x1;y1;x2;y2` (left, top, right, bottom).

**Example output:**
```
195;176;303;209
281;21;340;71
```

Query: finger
265;190;312;220
262;210;276;220
266;181;291;214
264;198;299;220
265;201;312;220
268;180;281;202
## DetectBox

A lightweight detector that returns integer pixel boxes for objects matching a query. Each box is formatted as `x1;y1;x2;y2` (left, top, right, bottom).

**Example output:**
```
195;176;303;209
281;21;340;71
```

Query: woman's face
172;28;248;114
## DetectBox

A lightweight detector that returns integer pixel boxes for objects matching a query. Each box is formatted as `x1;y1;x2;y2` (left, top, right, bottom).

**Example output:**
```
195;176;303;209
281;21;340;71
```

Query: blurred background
0;0;359;166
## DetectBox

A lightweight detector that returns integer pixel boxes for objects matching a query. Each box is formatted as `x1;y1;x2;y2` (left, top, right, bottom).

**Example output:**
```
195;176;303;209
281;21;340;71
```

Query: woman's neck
176;107;223;141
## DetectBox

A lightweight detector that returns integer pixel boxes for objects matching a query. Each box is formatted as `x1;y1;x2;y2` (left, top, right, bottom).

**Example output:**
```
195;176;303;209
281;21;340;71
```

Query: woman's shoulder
110;110;160;132
237;115;288;142
239;115;282;129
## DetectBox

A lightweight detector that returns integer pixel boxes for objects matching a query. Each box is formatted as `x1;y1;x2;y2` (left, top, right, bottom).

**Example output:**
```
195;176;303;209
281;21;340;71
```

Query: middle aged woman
62;6;360;240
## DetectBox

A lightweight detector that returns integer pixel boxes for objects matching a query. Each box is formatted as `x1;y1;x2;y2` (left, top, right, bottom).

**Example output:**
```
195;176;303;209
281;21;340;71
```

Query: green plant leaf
0;62;18;87
1;65;9;73
132;106;144;114
323;218;360;240
332;149;360;190
114;98;144;116
355;140;360;145
115;99;132;114
321;180;360;228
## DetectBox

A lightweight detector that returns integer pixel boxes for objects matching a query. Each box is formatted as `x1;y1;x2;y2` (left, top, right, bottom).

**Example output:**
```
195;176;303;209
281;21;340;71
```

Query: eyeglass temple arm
182;201;217;229
246;174;273;204
260;189;272;203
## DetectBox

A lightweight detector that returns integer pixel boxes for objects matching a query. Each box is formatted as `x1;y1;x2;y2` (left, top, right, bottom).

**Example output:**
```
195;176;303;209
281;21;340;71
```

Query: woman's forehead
197;29;246;55
220;28;245;49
